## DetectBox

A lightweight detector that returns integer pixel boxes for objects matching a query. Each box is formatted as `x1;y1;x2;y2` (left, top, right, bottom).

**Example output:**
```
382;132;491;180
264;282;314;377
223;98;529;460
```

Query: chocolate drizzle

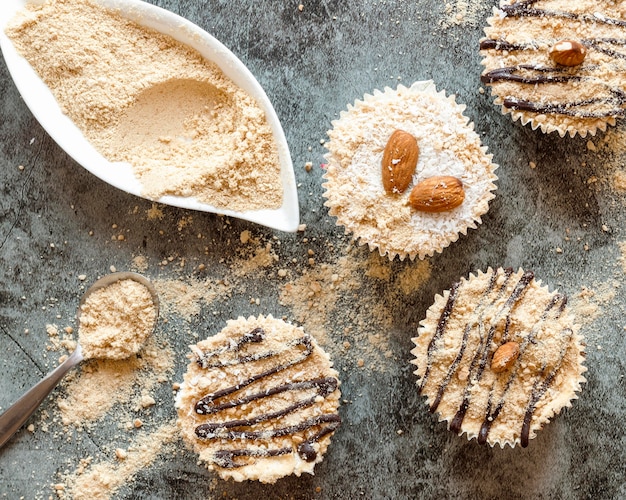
519;325;572;447
419;269;577;446
477;295;568;446
502;93;626;119
195;335;314;409
196;377;337;415
480;0;626;119
449;270;532;433
429;268;505;413
419;281;460;394
481;65;581;86
191;328;340;468
500;0;626;27
213;448;291;469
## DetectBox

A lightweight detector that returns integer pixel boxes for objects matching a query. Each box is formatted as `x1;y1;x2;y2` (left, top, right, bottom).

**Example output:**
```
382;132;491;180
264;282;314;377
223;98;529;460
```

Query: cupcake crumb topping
480;0;626;137
411;267;586;447
323;81;498;260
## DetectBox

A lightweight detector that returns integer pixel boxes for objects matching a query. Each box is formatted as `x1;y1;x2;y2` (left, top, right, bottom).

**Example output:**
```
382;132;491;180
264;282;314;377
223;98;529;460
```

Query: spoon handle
0;345;83;450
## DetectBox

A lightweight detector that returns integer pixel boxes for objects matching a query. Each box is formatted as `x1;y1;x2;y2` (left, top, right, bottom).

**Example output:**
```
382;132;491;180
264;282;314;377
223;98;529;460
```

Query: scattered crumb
613;171;626;192
146;203;164;221
571;283;618;344
440;0;487;29
153;277;226;320
61;424;177;500
240;230;252;244
131;255;149;272
56;337;173;428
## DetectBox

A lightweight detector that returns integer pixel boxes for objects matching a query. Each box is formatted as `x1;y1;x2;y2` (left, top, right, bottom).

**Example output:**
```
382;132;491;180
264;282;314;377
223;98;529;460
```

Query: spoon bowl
0;272;159;450
0;0;299;232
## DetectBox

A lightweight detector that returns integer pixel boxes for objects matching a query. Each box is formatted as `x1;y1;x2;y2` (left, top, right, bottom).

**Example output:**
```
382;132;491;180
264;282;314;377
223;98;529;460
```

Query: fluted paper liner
175;315;341;483
411;268;587;448
322;81;498;261
480;0;626;138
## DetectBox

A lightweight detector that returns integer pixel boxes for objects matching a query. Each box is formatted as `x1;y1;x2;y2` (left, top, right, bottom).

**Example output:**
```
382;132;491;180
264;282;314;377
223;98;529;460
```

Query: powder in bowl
5;0;283;212
78;279;157;360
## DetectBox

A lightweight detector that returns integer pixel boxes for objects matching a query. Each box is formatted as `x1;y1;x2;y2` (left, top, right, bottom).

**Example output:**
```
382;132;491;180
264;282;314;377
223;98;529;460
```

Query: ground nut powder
78;279;156;360
5;0;283;211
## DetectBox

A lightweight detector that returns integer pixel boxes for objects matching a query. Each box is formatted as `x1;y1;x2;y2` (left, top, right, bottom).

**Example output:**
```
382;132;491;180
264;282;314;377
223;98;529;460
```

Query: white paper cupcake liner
480;0;626;138
411;267;587;448
322;81;498;261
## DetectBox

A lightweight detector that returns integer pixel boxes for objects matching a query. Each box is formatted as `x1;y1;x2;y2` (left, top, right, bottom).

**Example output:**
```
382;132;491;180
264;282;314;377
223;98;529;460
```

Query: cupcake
411;267;586;447
480;0;626;138
175;315;341;483
323;81;498;261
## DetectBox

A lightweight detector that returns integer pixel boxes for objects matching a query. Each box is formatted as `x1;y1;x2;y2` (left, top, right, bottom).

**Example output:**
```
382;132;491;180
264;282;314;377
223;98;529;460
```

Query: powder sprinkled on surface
440;0;486;29
146;204;165;221
6;0;283;212
60;423;178;500
570;282;619;346
280;248;431;370
39;234;432;494
131;255;149;273
613;171;626;193
396;260;431;296
46;324;78;354
231;241;278;276
620;241;626;273
57;336;174;428
78;279;157;360
153;277;228;321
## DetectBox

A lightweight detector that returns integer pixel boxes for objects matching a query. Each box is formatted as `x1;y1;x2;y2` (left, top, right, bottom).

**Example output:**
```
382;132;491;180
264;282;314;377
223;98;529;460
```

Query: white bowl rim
0;0;300;232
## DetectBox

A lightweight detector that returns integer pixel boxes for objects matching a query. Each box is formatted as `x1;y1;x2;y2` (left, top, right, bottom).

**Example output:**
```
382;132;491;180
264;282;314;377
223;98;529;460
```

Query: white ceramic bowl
0;0;300;232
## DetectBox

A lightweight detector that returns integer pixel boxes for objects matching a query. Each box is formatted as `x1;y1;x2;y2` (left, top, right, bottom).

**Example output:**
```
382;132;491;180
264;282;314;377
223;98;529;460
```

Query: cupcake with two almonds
480;0;626;138
175;315;341;483
323;81;498;261
411;267;586;447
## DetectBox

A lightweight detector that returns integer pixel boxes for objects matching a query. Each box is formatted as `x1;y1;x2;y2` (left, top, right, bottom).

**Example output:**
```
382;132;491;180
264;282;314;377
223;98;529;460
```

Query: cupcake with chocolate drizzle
411;267;586;447
175;315;341;483
480;0;626;137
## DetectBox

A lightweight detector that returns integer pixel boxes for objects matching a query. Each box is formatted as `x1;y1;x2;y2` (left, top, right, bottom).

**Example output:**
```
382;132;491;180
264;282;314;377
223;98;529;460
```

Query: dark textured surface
1;1;626;499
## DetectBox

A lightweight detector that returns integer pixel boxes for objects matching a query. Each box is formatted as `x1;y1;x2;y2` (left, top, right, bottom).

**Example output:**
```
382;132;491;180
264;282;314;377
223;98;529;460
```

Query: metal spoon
0;272;159;450
0;0;299;232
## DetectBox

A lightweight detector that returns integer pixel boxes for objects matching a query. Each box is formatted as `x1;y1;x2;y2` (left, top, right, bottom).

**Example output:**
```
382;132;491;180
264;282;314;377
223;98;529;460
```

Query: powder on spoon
78;279;157;360
5;0;283;212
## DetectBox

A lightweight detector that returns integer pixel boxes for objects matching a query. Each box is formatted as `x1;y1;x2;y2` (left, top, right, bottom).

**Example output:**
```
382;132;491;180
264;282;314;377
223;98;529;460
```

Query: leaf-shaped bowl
0;0;299;232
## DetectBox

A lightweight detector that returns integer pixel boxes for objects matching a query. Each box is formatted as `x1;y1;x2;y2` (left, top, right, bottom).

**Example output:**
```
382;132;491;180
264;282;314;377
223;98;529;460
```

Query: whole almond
381;130;419;194
491;341;520;373
549;39;586;66
408;176;465;212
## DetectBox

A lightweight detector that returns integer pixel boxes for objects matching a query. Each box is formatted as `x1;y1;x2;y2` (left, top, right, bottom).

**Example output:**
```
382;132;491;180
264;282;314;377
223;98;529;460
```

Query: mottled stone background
1;1;625;499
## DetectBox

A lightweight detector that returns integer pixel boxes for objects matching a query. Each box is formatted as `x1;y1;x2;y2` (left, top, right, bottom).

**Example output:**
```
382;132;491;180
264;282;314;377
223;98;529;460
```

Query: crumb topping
411;267;586;447
176;315;341;483
323;81;497;260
